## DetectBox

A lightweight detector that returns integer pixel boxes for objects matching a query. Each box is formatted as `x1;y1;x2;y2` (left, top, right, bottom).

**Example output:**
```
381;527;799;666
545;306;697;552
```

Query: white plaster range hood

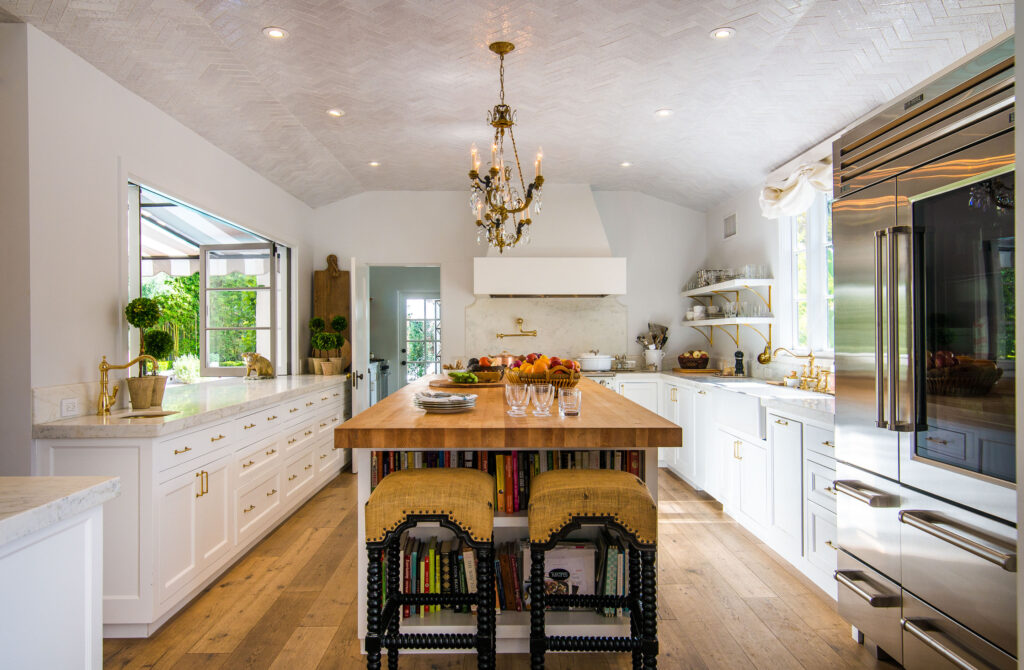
472;185;627;297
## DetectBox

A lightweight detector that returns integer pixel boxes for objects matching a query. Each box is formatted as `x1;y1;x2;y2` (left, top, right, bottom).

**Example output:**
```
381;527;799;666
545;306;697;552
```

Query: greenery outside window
403;295;441;383
785;191;834;353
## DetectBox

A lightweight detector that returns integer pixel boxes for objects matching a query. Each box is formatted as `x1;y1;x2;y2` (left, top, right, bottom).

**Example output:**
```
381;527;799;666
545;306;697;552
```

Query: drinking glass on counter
505;383;529;417
530;383;555;417
559;388;582;417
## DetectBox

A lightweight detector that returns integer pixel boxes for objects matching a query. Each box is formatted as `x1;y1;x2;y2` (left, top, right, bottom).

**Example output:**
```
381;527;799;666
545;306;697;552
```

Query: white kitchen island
0;475;120;669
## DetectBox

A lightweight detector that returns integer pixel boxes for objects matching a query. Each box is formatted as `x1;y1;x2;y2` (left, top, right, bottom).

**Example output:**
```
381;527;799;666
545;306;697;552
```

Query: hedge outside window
786;191;834;352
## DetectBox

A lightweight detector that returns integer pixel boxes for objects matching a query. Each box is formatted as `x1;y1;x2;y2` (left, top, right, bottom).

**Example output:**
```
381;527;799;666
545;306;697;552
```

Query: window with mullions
787;191;834;352
403;296;441;383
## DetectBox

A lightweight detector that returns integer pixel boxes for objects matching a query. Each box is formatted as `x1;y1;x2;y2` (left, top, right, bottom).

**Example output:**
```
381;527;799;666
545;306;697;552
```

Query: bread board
429;379;506;389
672;368;722;374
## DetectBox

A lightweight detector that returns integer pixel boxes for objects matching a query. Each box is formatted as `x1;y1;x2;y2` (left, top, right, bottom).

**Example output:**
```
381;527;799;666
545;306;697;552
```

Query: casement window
402;294;441;383
784;191;834;353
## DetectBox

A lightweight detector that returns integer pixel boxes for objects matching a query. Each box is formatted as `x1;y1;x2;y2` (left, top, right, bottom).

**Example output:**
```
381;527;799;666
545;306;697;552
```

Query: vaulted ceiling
1;1;1014;210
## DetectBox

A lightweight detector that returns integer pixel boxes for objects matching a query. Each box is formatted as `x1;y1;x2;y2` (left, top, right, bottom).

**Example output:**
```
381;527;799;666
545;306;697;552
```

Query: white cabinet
195;454;233;569
738;437;769;527
670;384;696;483
618;380;659;414
156;468;200;604
769;413;803;554
692;387;711;490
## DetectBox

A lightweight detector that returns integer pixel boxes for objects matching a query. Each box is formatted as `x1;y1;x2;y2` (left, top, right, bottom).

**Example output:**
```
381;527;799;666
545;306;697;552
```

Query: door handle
834;570;900;607
833;480;897;507
899;510;1017;572
195;471;205;498
874;229;888;429
901;618;985;670
774;418;788;426
887;225;916;432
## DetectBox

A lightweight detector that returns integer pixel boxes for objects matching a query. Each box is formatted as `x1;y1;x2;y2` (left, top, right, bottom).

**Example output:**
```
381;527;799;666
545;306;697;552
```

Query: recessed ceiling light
709;27;736;40
262;26;289;40
368;161;380;167
327;108;345;118
654;108;673;117
620;162;632;167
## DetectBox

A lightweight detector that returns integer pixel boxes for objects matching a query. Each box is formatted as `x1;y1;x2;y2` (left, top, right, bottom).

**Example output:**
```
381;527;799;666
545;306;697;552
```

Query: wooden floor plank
106;470;892;670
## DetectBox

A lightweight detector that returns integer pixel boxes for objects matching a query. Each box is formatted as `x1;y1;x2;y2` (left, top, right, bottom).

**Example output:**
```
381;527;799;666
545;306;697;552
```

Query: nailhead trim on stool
364;469;496;669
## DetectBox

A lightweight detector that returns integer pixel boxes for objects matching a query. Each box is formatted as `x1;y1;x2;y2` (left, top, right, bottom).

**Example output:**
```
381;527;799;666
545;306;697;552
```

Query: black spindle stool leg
529;546;546;670
629;546;642;670
640;549;658;670
386;541;400;669
366;547;383;670
476;546;495;670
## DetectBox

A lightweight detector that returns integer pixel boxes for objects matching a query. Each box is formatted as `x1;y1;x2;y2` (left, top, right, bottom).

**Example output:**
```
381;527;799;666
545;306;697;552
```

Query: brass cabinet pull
697;390;707;395
320;422;328;428
266;448;277;456
195;471;204;498
670;387;678;402
304;464;313;470
925;436;949;445
266;488;277;496
320;453;327;460
824;486;837;495
321;396;329;401
304;430;313;436
289;407;299;413
306;401;314;407
824;540;838;551
243;504;255;514
288;438;297;445
174;446;192;455
733;440;743;460
775;418;788;426
333;392;340;397
243;423;256;430
211;434;226;442
266;415;278;421
242;459;255;468
288;474;298;481
823;440;835;448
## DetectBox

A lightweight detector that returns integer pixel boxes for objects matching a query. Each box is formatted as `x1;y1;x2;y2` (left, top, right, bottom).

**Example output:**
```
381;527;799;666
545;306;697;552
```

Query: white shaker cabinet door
156;469;200;604
738;437;770;528
692;388;712;490
618;381;660;414
675;385;696;483
769;414;804;555
195;454;234;571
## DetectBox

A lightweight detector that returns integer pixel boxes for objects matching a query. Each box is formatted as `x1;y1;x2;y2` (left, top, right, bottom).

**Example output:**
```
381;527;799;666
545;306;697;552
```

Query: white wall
0;25;32;475
368;266;440;391
4;25;313;473
310;187;706;365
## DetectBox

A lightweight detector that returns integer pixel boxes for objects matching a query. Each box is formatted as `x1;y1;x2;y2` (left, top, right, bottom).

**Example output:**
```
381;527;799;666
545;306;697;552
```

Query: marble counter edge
33;376;350;440
0;476;121;547
764;398;836;427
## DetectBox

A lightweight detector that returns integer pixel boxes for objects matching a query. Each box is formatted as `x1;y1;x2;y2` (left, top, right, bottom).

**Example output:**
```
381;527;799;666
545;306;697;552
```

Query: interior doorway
368;266;441;400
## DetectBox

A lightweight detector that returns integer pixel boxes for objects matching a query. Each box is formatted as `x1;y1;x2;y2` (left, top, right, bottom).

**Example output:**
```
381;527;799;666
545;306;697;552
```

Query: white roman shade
759;156;832;218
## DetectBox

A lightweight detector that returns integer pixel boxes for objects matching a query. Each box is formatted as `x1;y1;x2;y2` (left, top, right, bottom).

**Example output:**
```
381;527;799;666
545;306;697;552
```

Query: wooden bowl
505;365;580;388
677;356;710;369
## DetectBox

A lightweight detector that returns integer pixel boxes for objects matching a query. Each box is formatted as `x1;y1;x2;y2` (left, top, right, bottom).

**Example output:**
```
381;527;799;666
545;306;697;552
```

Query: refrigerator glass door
897;130;1016;522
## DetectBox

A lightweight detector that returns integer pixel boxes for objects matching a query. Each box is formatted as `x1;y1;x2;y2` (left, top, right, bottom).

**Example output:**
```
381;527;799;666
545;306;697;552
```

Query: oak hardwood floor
104;470;897;669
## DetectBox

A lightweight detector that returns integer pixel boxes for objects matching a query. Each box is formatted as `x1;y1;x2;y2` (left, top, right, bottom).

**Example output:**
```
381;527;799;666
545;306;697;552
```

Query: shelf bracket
689;326;713;346
739;322;772;345
719;325;739;347
743;285;772;311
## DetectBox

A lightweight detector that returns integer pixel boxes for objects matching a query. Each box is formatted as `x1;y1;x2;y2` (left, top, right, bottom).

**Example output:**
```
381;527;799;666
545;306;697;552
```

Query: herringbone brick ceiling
1;1;1014;209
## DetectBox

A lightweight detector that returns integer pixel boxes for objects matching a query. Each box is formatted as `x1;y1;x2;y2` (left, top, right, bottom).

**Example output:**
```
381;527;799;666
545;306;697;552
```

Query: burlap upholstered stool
527;469;658;670
364;468;496;670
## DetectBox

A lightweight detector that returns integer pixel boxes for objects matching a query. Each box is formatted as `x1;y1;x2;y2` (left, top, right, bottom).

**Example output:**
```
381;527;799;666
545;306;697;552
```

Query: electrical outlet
60;398;80;418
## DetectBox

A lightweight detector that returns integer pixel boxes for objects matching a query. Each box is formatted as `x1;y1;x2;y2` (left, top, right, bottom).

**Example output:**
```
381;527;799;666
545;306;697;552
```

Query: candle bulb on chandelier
491;143;497;167
535;147;543;178
470;143;478;171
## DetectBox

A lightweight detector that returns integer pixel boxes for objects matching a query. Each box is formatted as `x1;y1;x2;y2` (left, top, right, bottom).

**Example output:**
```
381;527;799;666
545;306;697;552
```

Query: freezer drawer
900;488;1017;656
836;551;903;664
835;462;903;582
902;592;1016;670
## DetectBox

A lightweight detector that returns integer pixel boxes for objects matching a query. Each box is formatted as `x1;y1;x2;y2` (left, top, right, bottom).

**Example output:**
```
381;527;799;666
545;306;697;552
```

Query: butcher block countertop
335;376;681;450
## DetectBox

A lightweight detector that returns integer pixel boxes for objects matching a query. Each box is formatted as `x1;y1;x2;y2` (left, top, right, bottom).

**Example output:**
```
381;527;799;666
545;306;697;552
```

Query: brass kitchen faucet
97;355;157;415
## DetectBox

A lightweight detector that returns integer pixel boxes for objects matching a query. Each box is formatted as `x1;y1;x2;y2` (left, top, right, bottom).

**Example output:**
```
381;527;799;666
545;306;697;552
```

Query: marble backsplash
464;297;628;360
32;380;123;423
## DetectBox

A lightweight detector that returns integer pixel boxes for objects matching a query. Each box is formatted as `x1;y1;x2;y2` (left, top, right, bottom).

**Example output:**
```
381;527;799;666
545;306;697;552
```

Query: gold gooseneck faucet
97;355;157;415
772;347;831;393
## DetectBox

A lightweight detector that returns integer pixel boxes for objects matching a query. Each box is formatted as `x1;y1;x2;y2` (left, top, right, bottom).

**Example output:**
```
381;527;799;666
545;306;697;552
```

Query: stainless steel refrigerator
832;36;1016;668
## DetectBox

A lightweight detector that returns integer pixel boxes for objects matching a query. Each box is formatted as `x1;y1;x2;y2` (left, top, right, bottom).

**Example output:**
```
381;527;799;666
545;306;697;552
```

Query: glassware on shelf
505;383;529;417
529;383;555;417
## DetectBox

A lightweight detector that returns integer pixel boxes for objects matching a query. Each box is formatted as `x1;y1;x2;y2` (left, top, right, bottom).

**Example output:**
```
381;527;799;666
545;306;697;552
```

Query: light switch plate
60;398;80;418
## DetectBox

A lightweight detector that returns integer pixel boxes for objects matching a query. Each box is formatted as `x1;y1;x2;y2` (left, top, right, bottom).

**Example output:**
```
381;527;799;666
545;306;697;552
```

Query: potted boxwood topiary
124;297;162;408
143;329;174;405
311;332;336;374
308;317;328;374
329;315;351;371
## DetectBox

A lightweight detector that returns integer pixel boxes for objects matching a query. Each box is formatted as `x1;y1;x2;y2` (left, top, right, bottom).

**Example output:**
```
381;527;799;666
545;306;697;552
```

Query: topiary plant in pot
124;297;162;408
329;315;351;370
308;317;328;373
144;329;174;406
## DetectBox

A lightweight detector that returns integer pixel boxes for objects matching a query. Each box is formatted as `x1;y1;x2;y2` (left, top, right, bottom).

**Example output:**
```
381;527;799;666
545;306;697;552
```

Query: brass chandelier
468;41;544;253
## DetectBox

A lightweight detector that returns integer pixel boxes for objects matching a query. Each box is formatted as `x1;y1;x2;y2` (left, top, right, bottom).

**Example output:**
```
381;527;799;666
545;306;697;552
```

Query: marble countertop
0;476;120;547
34;375;348;439
765;396;835;427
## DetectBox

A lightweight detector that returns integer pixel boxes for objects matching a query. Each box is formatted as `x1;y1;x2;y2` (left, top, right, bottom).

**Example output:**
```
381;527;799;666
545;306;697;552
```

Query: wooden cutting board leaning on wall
313;254;351;370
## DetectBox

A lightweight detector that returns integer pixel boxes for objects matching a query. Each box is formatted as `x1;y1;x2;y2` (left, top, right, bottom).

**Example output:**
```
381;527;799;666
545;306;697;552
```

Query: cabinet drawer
902;591;1015;669
805;501;838;573
284;447;316;503
157;424;233;472
805;460;837;513
315;410;342;437
283;422;317;455
235;435;281;484
836;551;903;664
316;438;341;474
804;424;836;463
234;410;267;445
835;462;902;582
237;471;281;542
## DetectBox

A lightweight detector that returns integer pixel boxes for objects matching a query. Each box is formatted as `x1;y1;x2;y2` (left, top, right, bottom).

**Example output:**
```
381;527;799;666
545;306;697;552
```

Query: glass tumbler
558;388;582;417
505;383;529;417
530;383;555;417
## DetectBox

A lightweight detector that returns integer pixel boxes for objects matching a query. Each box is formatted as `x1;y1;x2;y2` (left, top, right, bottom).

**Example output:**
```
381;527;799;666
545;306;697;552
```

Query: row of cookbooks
369;450;646;513
382;532;630;619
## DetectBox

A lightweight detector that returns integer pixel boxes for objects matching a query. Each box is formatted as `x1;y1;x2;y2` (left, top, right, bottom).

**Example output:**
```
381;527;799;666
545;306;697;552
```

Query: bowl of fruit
465;357;506;383
505;353;582;388
677;350;711;369
926;351;1003;396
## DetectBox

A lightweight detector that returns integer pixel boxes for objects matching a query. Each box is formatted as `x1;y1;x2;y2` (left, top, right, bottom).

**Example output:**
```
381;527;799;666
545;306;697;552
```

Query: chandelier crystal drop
468;41;544;253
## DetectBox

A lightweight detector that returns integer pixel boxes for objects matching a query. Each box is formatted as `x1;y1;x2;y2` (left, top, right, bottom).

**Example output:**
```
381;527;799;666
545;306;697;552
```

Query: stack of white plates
413;392;478;414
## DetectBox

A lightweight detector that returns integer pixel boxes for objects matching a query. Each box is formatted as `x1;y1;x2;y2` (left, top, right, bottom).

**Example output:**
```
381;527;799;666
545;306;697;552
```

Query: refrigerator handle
873;229;888;429
886;227;900;431
890;225;916;432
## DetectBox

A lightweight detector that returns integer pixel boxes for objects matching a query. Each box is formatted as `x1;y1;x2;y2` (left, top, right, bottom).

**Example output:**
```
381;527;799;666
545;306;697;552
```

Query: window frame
199;242;277;377
399;292;441;384
782;191;834;355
